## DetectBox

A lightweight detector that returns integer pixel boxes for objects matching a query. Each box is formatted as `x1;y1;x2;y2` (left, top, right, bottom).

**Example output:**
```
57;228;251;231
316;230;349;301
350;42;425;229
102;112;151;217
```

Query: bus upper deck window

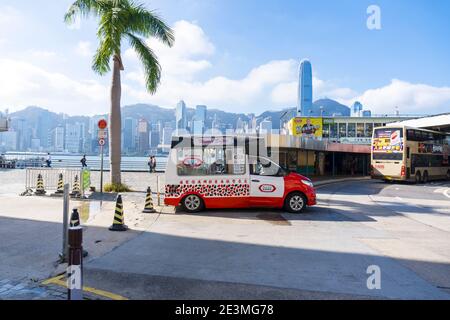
407;147;410;159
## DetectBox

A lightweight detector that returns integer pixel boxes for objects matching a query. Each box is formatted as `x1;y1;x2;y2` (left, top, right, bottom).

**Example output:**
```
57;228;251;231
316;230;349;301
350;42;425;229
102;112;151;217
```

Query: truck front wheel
284;192;307;214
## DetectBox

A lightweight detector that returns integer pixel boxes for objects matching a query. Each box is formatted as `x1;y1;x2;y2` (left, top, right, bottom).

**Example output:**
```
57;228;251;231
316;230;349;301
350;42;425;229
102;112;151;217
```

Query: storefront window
348;123;356;137
330;124;338;138
365;123;373;137
322;124;330;138
287;150;298;171
338;123;347;138
357;123;365;137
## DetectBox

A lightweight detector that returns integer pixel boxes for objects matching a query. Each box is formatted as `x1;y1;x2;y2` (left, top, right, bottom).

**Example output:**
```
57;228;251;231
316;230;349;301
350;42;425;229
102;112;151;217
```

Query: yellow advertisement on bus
288;117;323;139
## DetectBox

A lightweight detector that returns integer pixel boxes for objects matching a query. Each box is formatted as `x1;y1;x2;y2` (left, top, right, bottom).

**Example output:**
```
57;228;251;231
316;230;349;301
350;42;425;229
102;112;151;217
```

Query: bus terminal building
264;114;450;177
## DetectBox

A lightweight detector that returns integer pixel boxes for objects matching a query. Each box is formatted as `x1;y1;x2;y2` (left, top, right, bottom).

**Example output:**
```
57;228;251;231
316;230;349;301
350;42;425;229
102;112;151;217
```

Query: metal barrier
25;168;84;192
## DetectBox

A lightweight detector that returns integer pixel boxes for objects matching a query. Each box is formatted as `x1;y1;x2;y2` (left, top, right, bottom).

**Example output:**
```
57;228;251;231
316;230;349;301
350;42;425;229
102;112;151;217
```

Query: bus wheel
423;171;429;184
182;194;204;213
415;172;422;184
447;170;450;181
285;192;307;214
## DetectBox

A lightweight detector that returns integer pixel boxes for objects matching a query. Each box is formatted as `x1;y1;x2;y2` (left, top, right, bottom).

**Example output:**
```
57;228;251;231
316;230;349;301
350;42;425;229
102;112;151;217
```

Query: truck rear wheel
182;194;204;213
415;171;422;184
422;171;429;184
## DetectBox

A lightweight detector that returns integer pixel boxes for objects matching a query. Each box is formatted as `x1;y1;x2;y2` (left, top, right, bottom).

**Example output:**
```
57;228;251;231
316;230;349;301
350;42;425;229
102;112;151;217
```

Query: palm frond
92;38;113;74
126;4;175;47
64;0;107;25
127;33;162;93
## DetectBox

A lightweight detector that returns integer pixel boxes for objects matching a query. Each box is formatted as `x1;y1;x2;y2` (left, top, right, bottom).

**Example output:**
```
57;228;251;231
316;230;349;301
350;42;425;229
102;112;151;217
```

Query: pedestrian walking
46;153;52;168
80;155;87;168
147;156;153;173
151;156;157;173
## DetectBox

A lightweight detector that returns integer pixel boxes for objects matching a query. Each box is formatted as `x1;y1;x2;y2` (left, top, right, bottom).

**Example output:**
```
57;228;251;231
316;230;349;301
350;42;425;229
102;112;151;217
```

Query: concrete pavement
84;179;450;300
1;168;449;300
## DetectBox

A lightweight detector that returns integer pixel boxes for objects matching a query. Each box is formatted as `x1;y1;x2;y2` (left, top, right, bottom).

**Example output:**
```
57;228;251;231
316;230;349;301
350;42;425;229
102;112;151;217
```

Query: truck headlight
301;180;314;187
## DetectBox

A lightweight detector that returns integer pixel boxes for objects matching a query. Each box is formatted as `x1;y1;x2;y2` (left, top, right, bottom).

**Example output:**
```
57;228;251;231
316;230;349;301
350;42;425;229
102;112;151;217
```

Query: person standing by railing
151;156;157;173
46;153;52;168
80;155;88;168
147;156;153;173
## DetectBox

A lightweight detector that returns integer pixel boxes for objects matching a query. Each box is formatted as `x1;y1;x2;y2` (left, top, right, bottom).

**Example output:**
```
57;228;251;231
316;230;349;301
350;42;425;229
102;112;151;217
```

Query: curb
313;176;371;187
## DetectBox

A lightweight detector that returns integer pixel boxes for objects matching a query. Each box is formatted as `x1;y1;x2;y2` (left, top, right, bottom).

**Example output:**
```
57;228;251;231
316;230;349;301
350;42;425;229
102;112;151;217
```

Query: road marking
433;188;450;199
42;274;128;300
444;189;450;199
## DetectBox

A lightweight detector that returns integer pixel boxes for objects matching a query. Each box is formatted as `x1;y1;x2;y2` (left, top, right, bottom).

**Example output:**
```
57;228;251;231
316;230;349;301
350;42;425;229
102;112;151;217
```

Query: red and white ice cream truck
164;136;316;213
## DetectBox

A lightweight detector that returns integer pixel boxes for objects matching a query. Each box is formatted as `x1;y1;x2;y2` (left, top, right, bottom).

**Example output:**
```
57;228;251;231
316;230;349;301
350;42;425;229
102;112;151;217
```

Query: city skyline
1;0;450;116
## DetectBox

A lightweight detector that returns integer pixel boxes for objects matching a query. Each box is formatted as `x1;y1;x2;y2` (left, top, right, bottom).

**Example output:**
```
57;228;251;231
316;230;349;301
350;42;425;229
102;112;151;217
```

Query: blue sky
0;0;449;116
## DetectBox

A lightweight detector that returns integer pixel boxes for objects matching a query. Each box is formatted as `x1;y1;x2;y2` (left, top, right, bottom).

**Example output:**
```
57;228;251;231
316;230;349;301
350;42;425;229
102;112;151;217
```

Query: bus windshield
372;128;404;161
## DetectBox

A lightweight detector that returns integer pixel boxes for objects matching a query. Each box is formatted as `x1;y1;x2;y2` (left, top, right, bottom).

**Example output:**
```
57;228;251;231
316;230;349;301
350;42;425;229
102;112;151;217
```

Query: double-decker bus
371;126;450;183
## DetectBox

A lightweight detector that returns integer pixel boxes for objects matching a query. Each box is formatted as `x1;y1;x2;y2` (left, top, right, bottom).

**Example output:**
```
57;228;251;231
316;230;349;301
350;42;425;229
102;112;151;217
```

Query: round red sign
98;119;108;130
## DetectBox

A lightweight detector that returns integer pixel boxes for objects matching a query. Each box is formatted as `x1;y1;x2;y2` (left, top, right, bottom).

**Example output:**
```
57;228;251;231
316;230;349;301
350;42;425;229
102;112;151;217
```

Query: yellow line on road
42;274;128;300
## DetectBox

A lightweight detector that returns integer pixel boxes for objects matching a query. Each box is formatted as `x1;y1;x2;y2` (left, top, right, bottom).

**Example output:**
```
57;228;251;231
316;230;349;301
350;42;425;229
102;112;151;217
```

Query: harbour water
2;152;168;172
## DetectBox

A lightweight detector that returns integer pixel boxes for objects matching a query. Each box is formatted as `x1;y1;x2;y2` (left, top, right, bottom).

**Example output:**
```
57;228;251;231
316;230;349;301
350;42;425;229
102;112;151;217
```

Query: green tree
65;0;174;185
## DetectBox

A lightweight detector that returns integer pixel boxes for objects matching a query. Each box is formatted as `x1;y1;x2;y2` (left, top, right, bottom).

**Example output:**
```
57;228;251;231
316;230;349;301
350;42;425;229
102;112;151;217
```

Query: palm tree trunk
109;55;123;185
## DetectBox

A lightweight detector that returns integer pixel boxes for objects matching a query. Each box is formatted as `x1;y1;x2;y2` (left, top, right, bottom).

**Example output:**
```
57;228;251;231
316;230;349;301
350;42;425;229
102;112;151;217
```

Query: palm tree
65;0;174;185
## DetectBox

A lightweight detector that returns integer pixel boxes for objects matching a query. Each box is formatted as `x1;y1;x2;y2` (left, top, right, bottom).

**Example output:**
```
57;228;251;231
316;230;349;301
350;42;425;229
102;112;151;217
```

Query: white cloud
341;79;450;115
0;6;24;44
76;41;93;57
0;59;108;115
125;20;215;81
30;50;57;59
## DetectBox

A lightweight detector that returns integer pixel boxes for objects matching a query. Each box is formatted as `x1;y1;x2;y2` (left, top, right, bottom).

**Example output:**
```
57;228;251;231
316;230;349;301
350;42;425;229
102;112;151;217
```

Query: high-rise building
192;105;207;135
162;127;174;153
123;117;137;153
176;100;188;134
298;59;313;116
138;118;149;154
0;131;17;151
362;110;372;117
352;101;363;117
51;126;65;152
65;123;81;153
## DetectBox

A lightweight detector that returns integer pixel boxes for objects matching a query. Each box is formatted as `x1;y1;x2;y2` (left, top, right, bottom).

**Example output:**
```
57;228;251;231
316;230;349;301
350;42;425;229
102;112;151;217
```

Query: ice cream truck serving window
174;136;247;176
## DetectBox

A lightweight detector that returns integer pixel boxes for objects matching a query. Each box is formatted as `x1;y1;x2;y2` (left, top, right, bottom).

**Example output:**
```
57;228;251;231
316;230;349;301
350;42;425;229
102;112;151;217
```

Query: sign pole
100;144;104;196
97;119;108;198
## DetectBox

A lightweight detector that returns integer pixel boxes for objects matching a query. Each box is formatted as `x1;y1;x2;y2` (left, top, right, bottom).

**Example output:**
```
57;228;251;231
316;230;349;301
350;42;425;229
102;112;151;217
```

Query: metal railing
25;168;84;192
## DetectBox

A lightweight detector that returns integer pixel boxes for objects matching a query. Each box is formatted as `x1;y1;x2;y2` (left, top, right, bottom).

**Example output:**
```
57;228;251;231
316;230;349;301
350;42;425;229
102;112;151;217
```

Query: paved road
83;179;450;300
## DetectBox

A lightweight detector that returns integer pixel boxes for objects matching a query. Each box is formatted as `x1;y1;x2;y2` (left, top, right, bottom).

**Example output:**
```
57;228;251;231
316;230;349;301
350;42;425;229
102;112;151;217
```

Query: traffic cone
142;187;156;213
54;173;64;195
109;195;128;232
70;209;80;227
35;174;46;195
70;175;81;198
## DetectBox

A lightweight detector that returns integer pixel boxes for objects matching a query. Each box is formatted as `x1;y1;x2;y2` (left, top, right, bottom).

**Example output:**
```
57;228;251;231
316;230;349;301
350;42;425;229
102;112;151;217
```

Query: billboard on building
288;117;323;139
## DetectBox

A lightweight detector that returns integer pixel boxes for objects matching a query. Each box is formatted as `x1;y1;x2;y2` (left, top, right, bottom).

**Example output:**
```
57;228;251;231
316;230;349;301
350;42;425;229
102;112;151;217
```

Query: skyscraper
298;59;313;116
176;100;187;134
138;118;149;154
193;105;207;135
